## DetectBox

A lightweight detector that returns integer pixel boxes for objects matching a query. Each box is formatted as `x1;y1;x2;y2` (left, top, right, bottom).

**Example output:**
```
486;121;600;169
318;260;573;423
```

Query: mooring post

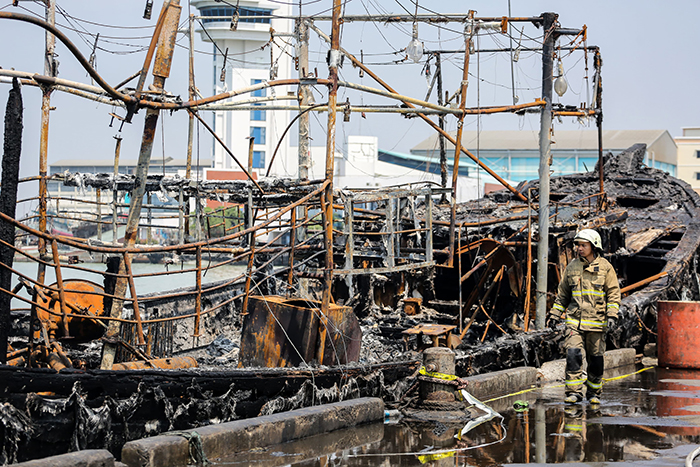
535;12;556;331
0;79;23;364
100;0;182;370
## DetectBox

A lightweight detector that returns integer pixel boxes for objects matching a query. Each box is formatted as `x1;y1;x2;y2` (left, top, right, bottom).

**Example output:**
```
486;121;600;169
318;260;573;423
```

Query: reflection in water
229;366;700;466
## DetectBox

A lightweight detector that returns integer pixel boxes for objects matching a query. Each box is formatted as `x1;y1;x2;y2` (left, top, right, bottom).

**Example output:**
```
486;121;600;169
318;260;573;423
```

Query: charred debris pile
351;143;700;375
2;143;699;462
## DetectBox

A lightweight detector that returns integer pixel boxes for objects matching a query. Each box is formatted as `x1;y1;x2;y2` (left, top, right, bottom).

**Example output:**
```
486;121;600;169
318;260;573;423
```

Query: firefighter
549;229;621;405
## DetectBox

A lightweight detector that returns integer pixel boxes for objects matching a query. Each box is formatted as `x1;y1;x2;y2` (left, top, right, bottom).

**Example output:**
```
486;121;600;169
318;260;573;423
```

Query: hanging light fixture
406;23;423;63
554;60;568;97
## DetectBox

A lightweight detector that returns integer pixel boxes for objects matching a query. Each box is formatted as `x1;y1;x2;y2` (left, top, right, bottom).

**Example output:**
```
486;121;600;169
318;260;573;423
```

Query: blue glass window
509;157;539;182
250;127;266;145
251;79;266;97
253;151;265;168
200;7;272;24
250;79;266;121
251;106;266;121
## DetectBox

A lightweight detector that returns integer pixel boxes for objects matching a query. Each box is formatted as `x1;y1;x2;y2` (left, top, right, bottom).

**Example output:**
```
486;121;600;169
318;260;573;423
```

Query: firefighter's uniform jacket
550;254;621;398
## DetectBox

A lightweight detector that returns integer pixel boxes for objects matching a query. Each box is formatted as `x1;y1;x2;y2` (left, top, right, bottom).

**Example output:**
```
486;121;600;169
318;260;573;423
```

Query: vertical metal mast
101;0;182;369
30;0;55;365
535;12;556;330
448;11;474;268
318;0;342;364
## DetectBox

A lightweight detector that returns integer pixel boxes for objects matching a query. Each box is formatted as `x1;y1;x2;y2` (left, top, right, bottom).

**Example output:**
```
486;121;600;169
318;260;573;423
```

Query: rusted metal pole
621;271;668;295
524;189;533;331
193;245;202;338
50;240;70;338
30;0;56;366
122;252;145;345
318;0;342;364
297;18;311;181
448;12;474;268
248;136;255;175
287;206;297;295
241;234;255;316
535;12;557;331
100;0;182;370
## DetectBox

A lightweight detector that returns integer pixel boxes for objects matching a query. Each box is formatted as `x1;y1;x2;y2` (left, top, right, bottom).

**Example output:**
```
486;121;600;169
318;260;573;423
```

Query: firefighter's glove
607;317;617;330
547;313;561;328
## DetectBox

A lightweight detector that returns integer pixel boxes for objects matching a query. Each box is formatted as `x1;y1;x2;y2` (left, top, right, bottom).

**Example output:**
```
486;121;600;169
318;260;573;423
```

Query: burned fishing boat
1;1;698;464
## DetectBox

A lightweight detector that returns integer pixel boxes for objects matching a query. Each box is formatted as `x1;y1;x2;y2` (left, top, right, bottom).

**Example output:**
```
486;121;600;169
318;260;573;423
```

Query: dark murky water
212;365;700;466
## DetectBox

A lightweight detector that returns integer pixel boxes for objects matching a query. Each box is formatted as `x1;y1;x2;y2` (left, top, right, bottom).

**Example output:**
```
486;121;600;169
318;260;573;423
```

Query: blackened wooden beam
0;78;23;364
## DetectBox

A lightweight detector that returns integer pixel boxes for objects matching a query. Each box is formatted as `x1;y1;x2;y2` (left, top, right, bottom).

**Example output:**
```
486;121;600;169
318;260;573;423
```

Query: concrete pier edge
11;449;121;467
121;396;384;467
14;349;638;467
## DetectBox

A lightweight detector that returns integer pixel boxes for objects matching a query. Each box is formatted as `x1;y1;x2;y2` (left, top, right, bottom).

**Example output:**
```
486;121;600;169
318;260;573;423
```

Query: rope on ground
163;430;210;466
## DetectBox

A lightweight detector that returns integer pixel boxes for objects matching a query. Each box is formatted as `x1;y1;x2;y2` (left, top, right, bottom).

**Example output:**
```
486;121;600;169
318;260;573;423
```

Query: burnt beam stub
0;78;23;364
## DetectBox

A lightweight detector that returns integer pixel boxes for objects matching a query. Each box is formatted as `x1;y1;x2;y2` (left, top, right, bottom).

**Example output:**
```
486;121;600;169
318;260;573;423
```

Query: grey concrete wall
121;397;384;467
11;450;118;467
465;366;538;401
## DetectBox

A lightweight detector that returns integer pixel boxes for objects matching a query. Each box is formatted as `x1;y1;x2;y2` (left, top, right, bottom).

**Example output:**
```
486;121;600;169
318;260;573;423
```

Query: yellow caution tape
482;366;654;404
417;451;455;463
419;366;458;381
602;365;654;382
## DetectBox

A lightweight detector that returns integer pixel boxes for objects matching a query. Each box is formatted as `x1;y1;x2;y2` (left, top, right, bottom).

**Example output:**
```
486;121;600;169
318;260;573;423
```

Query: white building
675;127;700;194
192;0;294;178
293;136;510;202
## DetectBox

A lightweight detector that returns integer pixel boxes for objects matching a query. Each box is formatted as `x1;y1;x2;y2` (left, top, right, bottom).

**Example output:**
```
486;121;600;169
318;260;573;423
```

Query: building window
696;172;700;181
200;7;272;24
250;79;267;121
251;79;266;98
695;150;700;158
251;105;266;121
253;151;265;168
250;127;266;145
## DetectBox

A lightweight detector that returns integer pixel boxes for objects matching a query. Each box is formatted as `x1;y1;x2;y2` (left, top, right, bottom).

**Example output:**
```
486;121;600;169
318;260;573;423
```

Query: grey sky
0;1;698;216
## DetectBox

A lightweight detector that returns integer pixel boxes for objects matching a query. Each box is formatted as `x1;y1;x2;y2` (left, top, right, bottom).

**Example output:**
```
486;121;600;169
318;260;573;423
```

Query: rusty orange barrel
658;301;700;369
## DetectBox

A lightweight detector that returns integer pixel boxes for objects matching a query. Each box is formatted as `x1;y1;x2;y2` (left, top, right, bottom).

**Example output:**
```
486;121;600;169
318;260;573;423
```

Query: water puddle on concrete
213;365;700;466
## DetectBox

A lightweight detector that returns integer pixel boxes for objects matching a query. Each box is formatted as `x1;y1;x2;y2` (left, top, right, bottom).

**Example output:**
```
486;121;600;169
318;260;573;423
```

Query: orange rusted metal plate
238;296;362;368
112;356;198;371
36;279;106;342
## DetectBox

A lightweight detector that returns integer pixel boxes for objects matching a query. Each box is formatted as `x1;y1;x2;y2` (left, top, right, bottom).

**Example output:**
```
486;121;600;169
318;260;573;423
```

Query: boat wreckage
1;2;699;464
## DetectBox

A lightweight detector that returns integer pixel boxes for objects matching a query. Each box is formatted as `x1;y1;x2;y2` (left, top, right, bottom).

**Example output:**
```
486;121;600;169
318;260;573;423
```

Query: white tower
192;1;294;178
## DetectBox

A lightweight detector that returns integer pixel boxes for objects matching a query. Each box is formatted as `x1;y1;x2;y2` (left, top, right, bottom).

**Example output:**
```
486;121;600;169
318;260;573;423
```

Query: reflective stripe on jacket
550;255;621;332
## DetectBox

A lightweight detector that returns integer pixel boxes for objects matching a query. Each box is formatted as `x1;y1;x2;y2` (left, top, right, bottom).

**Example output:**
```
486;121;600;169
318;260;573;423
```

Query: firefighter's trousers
564;328;605;399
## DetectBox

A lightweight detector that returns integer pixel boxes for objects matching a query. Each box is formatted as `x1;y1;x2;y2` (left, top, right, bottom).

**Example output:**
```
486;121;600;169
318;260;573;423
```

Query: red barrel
658;301;700;369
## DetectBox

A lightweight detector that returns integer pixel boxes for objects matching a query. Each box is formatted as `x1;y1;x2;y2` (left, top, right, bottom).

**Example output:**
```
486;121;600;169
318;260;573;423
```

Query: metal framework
0;4;604;370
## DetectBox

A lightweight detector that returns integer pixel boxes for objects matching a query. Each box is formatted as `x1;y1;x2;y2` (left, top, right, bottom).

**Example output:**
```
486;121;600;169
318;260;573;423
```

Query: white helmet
574;229;602;251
